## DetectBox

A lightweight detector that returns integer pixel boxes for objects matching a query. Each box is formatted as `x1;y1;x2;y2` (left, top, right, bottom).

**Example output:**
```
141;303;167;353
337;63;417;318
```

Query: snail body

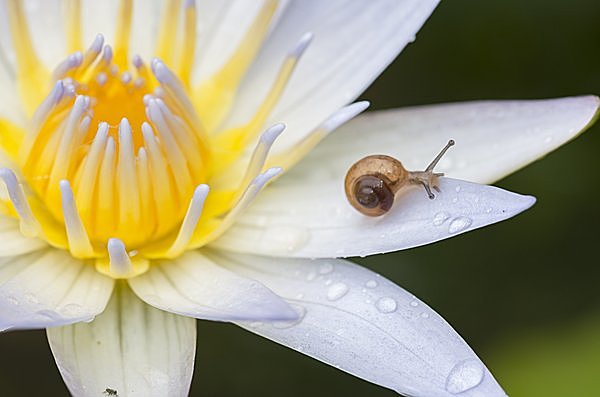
345;140;455;217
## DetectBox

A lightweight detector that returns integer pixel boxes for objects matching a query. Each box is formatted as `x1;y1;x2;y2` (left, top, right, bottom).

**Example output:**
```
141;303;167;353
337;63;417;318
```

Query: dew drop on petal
24;293;39;304
318;262;334;275
306;271;317;281
410;300;419;307
327;282;349;301
58;303;84;317
445;359;485;394
375;297;397;313
433;211;451;226
448;216;473;234
365;280;378;288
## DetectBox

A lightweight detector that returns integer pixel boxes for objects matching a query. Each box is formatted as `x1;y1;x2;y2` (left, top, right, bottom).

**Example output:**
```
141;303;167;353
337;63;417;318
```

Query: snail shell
344;155;408;217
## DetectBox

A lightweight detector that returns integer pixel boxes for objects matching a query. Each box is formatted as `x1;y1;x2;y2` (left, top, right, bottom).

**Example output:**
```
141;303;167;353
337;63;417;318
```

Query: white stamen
102;45;113;65
107;238;133;276
321;101;370;132
80;34;104;70
49;95;90;189
34;80;64;121
165;184;209;258
289;32;314;59
267;101;370;169
52;52;83;81
154;98;203;175
96;72;107;86
120;71;132;84
132;54;144;69
79;115;91;134
75;123;109;210
191;168;281;248
59;180;94;257
117;118;140;225
146;98;192;192
240;123;285;188
141;122;174;210
133;77;144;88
150;58;202;127
97;137;117;225
0;168;41;237
136;147;153;238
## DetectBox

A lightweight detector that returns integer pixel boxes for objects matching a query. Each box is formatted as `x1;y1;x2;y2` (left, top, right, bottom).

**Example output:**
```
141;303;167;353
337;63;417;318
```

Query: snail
344;140;455;216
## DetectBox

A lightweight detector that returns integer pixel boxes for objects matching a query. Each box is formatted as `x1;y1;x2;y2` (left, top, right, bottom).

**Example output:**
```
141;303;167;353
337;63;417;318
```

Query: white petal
0;5;24;124
0;216;46;257
210;252;507;397
0;247;114;331
193;0;290;83
47;284;196;397
211;177;535;258
0;0;66;70
283;96;600;185
224;0;439;152
128;250;298;322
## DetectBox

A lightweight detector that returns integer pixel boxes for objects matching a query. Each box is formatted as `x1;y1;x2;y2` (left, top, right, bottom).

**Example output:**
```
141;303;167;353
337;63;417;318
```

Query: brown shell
344;155;408;216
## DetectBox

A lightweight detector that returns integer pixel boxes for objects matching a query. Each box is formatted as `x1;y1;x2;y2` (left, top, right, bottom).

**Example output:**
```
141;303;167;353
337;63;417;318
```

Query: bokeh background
1;0;599;396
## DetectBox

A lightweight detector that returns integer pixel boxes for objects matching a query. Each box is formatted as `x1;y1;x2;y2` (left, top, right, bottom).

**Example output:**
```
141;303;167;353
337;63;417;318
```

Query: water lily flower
0;1;597;396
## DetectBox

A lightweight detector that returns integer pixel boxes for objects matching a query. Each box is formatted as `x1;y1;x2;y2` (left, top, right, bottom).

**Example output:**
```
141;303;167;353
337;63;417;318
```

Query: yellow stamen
65;0;83;52
155;0;182;64
179;0;197;87
5;0;49;114
210;33;312;169
194;0;279;131
114;0;134;67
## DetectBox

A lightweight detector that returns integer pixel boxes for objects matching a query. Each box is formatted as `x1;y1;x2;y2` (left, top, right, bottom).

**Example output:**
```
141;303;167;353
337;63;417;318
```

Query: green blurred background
1;0;599;396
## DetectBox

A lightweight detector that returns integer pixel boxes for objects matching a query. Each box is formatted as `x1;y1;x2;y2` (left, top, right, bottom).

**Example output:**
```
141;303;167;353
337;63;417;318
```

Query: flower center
0;0;367;279
18;36;211;256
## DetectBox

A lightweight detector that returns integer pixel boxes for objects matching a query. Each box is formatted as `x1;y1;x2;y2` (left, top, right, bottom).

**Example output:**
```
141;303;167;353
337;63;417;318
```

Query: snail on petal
344;140;455;216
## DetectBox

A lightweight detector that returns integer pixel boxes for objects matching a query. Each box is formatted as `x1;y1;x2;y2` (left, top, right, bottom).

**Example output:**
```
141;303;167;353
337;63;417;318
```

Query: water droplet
544;136;553;144
452;197;458;203
24;293;39;304
410;300;419;307
365;280;378;288
421;312;430;319
327;283;349;301
324;279;332;286
448;216;472;234
485;207;492;214
58;303;84;317
273;305;306;329
433;211;451;226
318;263;334;275
375;297;397;313
306;271;317;281
455;186;461;193
295;293;305;300
445;359;485;394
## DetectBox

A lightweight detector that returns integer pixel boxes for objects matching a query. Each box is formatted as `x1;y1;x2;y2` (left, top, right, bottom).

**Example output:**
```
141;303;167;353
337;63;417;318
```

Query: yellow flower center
0;0;324;278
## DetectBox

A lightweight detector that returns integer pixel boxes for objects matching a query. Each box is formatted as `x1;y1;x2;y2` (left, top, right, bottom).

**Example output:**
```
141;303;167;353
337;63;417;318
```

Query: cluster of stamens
0;0;371;279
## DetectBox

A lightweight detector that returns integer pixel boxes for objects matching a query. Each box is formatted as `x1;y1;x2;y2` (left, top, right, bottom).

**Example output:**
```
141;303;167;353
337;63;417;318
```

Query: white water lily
0;1;597;396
